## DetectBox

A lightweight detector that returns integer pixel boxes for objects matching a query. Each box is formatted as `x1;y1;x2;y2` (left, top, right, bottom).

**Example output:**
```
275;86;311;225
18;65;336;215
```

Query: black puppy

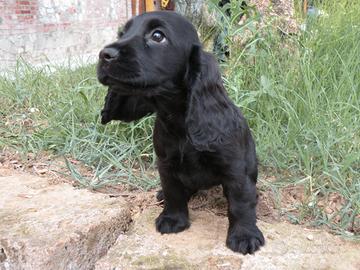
97;11;264;254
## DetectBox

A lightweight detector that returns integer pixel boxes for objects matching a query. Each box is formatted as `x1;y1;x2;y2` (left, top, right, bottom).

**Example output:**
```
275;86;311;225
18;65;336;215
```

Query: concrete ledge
0;172;131;270
95;207;360;270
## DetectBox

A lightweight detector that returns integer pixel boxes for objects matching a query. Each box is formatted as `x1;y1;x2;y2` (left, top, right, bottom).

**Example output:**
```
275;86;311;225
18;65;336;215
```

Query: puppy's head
97;11;200;93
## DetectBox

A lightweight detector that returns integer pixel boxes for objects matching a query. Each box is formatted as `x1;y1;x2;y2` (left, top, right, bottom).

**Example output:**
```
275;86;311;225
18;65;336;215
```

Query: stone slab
95;207;360;270
0;170;131;270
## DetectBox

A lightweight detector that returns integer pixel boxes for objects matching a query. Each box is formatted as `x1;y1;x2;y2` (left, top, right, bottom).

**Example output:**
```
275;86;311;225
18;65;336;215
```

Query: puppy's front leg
155;167;190;234
222;175;265;254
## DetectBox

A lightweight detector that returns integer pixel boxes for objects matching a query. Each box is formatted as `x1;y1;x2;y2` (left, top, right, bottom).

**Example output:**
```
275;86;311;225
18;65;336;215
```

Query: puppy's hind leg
222;175;265;254
155;166;191;234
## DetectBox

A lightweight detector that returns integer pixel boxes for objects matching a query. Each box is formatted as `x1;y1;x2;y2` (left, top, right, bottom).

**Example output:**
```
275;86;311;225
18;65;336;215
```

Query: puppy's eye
151;31;166;43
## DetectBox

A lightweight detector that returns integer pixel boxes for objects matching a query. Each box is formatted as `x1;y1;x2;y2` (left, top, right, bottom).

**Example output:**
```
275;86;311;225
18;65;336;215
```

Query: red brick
19;5;35;10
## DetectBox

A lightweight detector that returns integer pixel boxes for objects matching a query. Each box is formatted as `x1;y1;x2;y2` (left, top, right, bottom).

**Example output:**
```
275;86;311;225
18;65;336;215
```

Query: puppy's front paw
226;225;265;255
155;211;190;234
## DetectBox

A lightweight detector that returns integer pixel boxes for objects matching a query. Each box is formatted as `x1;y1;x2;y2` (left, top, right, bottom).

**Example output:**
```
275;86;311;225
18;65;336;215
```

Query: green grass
0;62;157;189
213;0;359;235
0;1;359;236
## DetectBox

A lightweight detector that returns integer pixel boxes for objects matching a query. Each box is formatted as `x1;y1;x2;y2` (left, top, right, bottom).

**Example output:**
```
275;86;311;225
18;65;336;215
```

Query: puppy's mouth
97;71;162;97
97;60;169;96
97;63;145;88
97;72;137;87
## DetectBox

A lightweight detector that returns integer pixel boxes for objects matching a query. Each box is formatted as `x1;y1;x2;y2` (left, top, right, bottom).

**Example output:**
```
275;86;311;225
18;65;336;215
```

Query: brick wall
0;0;131;72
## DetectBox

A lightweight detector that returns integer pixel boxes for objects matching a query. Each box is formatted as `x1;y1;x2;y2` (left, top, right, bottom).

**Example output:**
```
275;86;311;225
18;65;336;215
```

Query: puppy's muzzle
99;47;119;63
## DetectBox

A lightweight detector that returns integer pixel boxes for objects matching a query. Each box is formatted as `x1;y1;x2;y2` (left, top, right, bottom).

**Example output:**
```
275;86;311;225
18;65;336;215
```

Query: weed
209;0;359;236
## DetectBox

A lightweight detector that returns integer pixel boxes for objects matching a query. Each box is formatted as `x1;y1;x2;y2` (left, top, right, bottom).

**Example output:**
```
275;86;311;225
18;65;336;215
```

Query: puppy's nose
99;47;119;62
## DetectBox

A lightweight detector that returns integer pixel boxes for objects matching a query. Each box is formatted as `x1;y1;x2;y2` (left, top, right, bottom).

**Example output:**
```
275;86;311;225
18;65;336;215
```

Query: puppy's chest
160;141;223;189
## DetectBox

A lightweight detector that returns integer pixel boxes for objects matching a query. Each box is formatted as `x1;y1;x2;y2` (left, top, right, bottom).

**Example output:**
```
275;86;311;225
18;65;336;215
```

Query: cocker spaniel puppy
97;11;264;254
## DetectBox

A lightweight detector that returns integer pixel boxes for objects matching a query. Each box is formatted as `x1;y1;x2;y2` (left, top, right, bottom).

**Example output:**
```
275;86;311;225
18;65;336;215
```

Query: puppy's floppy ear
101;88;154;124
185;45;241;152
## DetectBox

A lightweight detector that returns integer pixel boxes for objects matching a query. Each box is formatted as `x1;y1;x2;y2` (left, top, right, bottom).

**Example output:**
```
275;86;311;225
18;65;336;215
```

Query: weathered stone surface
1;168;359;270
95;207;360;270
0;170;131;270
